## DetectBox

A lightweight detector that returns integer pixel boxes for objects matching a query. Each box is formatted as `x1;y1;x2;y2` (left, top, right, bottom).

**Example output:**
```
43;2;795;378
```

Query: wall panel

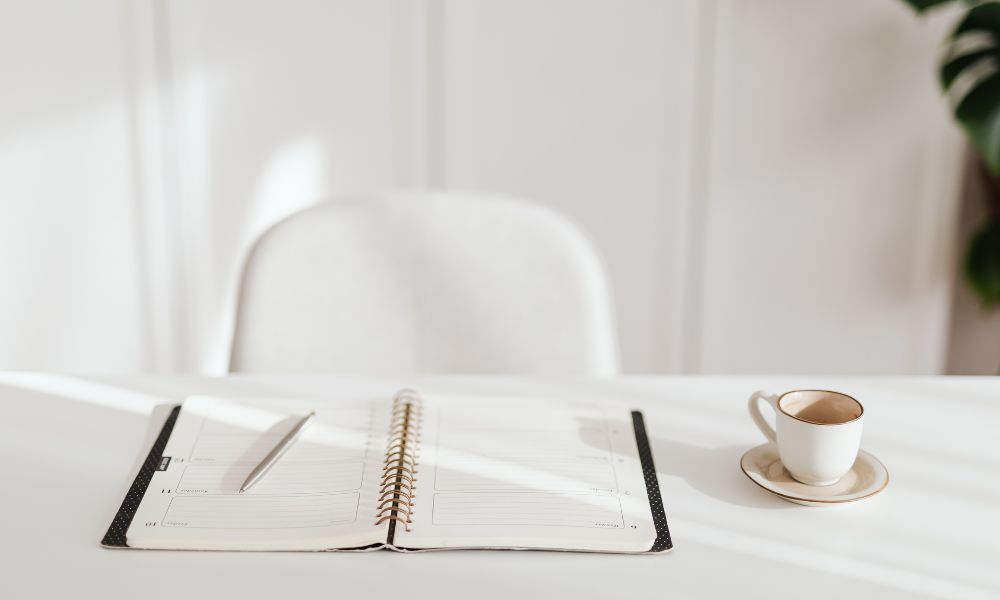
440;0;703;371
0;0;147;370
164;0;402;370
696;0;962;374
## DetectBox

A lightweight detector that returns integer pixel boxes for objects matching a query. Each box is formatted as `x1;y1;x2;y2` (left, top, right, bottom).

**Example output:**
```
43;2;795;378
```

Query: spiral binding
374;389;422;532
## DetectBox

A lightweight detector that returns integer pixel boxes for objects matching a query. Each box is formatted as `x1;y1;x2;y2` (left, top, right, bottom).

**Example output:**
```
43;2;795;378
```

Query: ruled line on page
176;461;365;495
432;492;625;528
162;493;361;529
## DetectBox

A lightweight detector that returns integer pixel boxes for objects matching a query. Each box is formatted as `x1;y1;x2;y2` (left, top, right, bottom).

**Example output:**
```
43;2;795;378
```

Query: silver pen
239;411;316;493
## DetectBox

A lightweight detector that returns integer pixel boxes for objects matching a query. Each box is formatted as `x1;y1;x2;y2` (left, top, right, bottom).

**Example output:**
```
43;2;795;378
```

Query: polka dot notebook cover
103;390;672;553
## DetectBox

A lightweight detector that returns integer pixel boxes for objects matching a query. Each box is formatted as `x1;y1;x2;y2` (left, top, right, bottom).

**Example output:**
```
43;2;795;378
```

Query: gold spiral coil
374;389;422;532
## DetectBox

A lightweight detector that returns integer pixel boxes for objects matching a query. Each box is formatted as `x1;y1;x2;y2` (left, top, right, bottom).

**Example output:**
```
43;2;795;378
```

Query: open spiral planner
103;389;671;553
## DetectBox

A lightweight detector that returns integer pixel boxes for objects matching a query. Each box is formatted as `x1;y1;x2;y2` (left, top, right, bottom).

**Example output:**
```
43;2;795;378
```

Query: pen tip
238;488;245;494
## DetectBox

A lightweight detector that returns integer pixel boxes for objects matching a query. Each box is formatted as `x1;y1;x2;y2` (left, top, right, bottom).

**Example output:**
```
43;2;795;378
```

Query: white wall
698;1;963;373
0;0;967;374
0;0;147;370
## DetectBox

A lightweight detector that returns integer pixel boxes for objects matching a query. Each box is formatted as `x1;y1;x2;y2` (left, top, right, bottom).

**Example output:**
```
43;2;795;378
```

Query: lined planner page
395;395;657;553
126;396;389;550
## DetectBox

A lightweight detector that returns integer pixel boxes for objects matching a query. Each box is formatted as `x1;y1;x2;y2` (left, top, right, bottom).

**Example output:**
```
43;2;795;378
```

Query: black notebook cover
632;410;672;552
102;406;181;547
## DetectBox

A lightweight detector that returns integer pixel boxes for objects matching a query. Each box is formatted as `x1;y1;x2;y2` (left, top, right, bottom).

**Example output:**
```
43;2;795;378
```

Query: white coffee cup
748;389;864;486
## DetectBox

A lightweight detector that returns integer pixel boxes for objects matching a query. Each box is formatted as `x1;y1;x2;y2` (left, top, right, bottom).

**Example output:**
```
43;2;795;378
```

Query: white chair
229;191;619;375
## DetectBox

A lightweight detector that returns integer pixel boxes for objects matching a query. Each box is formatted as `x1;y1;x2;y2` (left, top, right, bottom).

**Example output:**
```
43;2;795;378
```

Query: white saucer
740;444;889;506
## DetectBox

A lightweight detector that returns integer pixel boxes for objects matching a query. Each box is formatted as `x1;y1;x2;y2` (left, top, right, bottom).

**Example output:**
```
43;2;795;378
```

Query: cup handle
748;390;779;443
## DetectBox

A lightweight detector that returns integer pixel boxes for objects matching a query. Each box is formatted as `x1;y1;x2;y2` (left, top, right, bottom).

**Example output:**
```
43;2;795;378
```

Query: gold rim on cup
775;389;864;426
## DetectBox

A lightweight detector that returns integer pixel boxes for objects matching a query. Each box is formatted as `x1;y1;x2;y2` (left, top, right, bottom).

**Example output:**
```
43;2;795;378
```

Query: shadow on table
648;437;792;510
578;417;792;510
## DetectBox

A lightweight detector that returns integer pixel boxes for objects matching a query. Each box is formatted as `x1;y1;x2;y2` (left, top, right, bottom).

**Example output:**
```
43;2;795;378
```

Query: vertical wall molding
391;0;429;187
656;0;717;373
903;4;969;372
906;116;964;373
945;151;1000;374
161;0;229;373
425;0;447;187
122;0;189;372
391;0;447;188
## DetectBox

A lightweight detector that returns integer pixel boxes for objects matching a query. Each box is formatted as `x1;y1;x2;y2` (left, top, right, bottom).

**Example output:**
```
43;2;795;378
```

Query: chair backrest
229;191;620;375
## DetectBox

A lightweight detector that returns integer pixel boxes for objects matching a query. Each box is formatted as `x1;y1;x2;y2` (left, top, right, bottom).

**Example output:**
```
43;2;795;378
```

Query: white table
2;374;998;599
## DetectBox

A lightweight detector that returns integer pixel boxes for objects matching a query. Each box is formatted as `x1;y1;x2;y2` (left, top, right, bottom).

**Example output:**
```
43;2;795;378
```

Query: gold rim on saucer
739;444;889;506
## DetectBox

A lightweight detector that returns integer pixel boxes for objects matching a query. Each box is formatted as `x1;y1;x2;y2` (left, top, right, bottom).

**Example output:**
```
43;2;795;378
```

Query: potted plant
905;0;1000;305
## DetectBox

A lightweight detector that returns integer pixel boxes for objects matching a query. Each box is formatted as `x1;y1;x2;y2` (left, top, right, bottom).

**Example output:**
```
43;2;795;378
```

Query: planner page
125;396;389;550
395;395;658;553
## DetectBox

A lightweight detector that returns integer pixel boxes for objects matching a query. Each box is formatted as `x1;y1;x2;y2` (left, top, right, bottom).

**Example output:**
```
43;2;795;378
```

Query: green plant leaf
904;0;955;11
907;0;1000;307
966;217;1000;306
944;3;1000;174
941;47;992;88
951;2;1000;36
